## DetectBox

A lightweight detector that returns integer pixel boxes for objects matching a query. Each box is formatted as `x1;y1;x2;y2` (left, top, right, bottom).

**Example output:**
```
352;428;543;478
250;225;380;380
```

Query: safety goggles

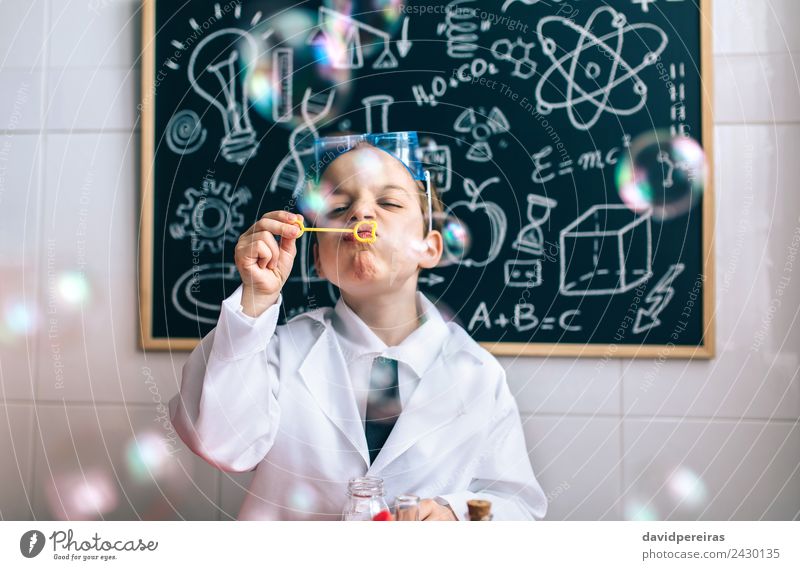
310;131;434;234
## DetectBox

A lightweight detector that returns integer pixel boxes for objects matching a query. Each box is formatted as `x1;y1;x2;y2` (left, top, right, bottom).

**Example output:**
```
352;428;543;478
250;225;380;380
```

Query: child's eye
328;206;348;215
381;202;401;208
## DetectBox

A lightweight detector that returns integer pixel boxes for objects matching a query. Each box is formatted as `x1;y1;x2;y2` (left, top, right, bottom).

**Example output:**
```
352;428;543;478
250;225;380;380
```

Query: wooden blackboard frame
139;0;715;358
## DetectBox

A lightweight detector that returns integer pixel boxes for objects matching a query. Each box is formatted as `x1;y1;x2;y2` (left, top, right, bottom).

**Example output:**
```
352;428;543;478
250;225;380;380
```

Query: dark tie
365;356;401;465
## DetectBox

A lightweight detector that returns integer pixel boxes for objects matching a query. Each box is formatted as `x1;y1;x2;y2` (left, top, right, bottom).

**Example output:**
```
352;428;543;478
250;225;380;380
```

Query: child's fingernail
288;213;296;221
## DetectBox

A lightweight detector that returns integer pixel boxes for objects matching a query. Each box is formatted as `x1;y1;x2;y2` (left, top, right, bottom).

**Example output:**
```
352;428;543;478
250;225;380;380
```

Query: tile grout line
0;128;142;135
518;411;800;424
10;399;800;425
28;0;51;519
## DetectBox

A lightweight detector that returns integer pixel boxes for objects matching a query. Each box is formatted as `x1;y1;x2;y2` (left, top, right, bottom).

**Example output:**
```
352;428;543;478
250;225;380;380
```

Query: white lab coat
169;284;547;520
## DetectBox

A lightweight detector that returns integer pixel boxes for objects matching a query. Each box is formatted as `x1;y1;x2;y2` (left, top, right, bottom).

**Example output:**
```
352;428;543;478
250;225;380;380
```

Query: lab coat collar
294;293;484;471
331;290;450;380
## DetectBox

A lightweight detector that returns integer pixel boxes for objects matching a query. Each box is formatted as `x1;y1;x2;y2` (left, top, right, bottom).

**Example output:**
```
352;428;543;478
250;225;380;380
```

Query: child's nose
349;200;377;224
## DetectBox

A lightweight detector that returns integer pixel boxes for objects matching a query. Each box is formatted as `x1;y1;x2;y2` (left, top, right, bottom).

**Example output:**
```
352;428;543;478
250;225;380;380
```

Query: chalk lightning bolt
633;263;686;334
29;533;38;554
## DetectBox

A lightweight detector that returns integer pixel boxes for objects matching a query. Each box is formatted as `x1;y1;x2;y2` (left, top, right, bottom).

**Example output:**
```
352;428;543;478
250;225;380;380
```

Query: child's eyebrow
327;184;413;198
378;184;415;197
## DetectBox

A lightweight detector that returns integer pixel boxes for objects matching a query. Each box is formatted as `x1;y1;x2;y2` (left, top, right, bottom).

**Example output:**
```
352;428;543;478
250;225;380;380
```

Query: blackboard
140;0;714;357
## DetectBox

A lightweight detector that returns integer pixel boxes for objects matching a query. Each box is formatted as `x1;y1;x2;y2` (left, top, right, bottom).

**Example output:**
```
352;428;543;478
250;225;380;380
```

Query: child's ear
313;241;325;279
418;230;444;270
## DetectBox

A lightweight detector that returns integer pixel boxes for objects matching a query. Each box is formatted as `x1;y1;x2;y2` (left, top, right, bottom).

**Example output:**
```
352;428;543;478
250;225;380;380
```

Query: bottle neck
347;477;384;498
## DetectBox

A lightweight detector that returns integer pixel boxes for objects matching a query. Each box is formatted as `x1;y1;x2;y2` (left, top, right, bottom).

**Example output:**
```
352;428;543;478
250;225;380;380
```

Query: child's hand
235;211;303;317
418;499;458;520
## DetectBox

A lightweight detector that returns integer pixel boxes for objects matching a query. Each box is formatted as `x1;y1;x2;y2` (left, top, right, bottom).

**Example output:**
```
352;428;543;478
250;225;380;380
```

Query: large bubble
616;130;707;220
44;426;191;520
242;9;353;129
434;211;472;267
322;0;406;61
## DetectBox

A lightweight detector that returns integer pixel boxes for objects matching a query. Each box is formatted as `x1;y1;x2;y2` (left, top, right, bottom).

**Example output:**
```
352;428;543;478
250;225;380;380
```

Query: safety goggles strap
424;170;433;235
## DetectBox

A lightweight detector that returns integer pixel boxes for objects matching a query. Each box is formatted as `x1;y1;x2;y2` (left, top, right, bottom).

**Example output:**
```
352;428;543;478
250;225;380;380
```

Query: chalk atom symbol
535;6;668;131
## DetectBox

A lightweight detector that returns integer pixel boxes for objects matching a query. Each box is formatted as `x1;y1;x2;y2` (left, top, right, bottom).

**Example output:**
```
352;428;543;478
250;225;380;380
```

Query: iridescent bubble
57;271;90;306
624;496;660;521
297;179;334;226
434;211;472;267
351;147;385;177
45;426;190;520
125;431;178;484
286;480;321;516
627;460;710;520
322;0;406;60
616;130;707;220
2;299;37;338
46;468;119;521
666;466;708;509
241;9;352;128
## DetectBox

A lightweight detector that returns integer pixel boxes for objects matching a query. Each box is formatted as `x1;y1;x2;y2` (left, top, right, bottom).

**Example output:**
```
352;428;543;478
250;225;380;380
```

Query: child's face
312;146;443;295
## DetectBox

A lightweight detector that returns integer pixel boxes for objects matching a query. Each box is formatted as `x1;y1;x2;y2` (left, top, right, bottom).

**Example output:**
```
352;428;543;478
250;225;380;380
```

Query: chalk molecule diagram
535;6;669;131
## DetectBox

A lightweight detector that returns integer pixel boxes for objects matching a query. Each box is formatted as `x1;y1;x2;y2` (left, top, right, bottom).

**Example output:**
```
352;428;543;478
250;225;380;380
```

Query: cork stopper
466;499;492;521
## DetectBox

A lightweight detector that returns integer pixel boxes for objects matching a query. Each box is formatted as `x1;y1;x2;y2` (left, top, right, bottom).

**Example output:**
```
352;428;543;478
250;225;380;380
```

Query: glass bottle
342;476;390;521
394;494;420;521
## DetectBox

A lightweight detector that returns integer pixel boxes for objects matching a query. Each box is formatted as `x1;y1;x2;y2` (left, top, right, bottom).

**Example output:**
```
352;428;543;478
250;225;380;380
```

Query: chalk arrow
397;17;413;57
419;273;445;287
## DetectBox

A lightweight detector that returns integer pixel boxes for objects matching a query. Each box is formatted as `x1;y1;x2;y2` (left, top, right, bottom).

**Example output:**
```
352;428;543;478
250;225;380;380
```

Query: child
169;131;547;520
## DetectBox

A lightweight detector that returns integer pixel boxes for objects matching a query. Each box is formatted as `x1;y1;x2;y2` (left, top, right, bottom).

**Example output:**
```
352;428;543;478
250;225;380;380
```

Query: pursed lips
342;225;377;242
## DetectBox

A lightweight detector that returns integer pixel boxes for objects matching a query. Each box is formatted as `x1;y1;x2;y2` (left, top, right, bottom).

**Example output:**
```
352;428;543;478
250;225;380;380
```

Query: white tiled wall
0;0;797;521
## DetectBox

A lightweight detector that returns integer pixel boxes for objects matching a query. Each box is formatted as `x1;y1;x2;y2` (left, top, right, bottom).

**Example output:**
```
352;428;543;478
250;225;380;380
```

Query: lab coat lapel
297;324;370;467
366;352;468;475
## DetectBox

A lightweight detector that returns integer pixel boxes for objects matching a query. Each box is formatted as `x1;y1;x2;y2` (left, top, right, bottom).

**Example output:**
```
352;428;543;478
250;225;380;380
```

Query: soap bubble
323;0;406;60
243;9;352;128
625;460;710;520
285;480;323;517
1;298;38;341
434;211;472;267
665;465;708;510
44;426;191;520
616;130;707;220
57;271;91;306
297;179;332;222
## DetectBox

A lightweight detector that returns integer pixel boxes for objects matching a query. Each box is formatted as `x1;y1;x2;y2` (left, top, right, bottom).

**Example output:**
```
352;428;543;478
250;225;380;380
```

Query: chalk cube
559;205;652;296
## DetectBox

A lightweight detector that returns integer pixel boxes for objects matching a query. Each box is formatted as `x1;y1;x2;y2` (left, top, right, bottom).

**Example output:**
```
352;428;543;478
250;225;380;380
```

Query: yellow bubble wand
291;219;378;244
